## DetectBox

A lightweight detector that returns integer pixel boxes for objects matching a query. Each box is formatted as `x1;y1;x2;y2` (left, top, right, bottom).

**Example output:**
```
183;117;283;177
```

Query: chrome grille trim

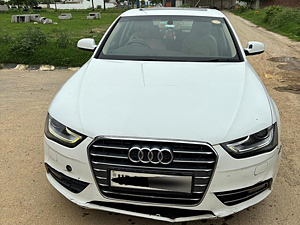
173;160;215;163
91;161;213;172
101;190;201;201
94;168;106;172
173;150;213;154
93;145;129;150
90;153;128;159
88;136;218;206
96;176;107;180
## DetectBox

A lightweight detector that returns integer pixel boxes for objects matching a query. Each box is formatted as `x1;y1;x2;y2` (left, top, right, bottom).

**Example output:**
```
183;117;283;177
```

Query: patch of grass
232;6;300;42
0;9;125;67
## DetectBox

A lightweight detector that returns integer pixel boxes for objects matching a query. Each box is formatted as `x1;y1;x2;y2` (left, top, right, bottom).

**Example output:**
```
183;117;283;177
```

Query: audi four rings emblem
128;147;174;165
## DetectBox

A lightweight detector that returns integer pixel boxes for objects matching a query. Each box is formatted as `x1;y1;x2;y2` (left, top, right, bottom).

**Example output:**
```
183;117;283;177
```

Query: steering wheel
125;39;150;48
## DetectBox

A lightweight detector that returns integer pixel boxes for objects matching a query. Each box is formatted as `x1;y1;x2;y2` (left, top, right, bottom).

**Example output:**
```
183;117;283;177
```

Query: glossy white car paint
44;8;281;222
49;59;273;144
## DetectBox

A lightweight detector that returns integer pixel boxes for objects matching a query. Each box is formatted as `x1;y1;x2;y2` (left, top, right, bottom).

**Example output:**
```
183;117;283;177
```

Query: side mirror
244;41;264;56
77;38;97;51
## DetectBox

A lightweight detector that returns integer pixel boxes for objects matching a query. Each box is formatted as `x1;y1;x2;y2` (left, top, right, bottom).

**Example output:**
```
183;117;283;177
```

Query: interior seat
181;21;218;57
128;20;166;50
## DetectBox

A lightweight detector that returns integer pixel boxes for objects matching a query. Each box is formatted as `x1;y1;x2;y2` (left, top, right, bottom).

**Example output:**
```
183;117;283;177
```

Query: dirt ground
0;11;299;225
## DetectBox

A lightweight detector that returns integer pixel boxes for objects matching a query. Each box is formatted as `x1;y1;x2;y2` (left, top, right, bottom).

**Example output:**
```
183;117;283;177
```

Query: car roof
121;7;225;18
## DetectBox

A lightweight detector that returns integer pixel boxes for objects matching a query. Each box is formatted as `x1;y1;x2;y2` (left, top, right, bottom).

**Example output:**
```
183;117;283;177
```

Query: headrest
191;21;210;36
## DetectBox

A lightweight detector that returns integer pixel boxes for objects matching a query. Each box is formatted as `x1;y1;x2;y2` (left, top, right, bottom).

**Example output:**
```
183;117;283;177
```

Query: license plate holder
110;169;193;193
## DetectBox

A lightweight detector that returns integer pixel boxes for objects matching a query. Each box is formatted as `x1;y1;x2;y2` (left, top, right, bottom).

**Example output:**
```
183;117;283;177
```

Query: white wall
175;0;182;7
47;0;115;10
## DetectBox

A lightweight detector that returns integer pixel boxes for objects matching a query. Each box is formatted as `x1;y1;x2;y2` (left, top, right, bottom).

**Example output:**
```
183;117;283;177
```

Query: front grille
88;137;217;205
215;179;271;206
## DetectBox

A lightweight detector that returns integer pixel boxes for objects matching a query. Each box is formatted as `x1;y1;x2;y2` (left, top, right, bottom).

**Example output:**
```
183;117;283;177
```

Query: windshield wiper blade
142;58;189;62
142;58;158;61
194;58;236;62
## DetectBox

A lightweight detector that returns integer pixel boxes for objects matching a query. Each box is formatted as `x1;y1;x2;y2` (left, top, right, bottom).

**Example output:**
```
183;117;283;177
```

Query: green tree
25;0;39;8
103;0;109;11
11;0;25;11
129;0;135;8
91;0;94;11
53;0;60;11
238;0;255;7
150;0;162;5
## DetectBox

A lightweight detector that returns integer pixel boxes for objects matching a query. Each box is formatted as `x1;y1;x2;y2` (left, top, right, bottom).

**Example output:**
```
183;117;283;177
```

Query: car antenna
139;8;148;14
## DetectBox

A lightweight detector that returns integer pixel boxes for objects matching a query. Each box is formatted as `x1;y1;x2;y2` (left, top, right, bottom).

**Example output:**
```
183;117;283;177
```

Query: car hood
49;59;272;145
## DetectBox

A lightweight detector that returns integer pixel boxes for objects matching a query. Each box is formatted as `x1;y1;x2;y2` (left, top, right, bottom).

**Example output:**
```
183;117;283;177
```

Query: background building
262;0;299;8
164;0;236;9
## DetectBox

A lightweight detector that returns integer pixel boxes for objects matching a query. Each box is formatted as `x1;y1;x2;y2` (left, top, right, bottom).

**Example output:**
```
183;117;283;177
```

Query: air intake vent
215;179;271;206
45;164;89;194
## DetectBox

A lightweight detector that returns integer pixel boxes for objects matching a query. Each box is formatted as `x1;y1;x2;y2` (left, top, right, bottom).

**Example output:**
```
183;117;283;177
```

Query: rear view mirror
244;41;264;56
77;38;97;51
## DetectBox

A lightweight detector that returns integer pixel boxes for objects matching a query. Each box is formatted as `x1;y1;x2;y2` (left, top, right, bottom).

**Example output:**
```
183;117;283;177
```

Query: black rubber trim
244;50;265;56
45;163;89;194
78;47;96;52
89;201;214;219
215;179;272;206
223;17;244;62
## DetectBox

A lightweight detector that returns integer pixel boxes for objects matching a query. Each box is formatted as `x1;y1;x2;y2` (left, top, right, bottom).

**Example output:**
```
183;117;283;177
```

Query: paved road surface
1;11;299;225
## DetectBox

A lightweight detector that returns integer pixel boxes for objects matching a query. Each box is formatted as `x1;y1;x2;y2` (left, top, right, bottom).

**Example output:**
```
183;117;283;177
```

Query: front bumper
44;136;281;222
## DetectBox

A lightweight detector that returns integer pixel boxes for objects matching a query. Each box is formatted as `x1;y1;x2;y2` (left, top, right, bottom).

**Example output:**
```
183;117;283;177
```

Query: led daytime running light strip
48;119;82;144
228;128;273;154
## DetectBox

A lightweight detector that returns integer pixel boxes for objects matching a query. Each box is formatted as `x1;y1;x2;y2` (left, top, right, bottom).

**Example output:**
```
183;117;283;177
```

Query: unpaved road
1;11;299;225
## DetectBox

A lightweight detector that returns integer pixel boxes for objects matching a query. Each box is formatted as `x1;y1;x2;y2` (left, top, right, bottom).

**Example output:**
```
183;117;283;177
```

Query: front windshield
99;16;241;62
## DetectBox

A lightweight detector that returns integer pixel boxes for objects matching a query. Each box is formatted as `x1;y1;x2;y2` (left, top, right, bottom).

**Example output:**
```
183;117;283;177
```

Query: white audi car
44;8;281;222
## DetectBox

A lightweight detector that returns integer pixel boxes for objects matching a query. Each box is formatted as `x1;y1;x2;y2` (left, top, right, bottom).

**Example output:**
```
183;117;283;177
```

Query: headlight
44;113;86;148
221;123;278;158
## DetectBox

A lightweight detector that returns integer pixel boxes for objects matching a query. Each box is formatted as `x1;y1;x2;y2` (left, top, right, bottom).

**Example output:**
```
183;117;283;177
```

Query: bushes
232;6;300;41
269;8;300;28
55;30;70;48
237;6;247;13
9;27;48;56
265;5;282;22
180;4;190;8
0;29;11;43
264;6;300;28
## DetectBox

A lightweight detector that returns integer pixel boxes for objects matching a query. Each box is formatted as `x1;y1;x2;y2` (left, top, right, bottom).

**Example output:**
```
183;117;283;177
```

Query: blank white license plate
110;170;192;193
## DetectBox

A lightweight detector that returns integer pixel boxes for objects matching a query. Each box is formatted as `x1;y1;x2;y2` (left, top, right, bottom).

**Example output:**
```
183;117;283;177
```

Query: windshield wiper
142;58;158;61
193;58;238;62
142;58;188;62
